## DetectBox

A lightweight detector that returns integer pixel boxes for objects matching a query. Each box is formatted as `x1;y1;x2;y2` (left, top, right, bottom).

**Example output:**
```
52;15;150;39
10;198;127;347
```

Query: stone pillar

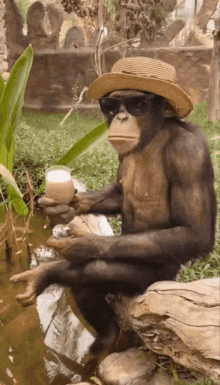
0;0;8;81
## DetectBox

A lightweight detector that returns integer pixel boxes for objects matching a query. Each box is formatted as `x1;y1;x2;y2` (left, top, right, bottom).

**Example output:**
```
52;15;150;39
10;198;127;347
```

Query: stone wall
129;46;213;106
19;48;121;116
19;46;212;113
2;0;213;114
3;43;212;114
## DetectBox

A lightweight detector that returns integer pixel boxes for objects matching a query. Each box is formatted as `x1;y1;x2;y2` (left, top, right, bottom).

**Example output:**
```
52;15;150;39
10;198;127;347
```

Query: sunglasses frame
99;94;154;117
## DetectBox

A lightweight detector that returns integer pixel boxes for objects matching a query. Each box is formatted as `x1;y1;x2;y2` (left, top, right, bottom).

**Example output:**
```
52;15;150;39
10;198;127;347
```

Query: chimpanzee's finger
16;286;36;300
67;222;90;237
10;270;32;283
46;236;76;250
38;196;58;206
45;204;70;216
16;292;37;306
71;194;81;203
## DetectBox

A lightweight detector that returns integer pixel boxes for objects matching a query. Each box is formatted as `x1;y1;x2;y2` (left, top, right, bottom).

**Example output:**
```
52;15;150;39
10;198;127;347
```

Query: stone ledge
24;103;103;119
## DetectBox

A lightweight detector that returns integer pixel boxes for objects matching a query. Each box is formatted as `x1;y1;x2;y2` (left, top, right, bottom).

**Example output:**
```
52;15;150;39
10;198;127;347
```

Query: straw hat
88;57;193;119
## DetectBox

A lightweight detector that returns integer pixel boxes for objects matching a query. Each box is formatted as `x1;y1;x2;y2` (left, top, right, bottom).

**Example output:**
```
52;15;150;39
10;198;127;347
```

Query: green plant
0;46;108;221
106;0;116;13
0;45;33;218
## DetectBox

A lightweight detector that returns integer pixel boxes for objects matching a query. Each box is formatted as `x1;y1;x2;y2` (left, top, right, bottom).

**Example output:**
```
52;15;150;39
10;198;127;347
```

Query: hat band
118;70;175;84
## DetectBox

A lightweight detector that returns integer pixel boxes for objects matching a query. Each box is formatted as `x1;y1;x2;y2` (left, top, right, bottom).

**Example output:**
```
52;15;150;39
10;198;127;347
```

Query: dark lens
99;98;119;116
125;96;148;115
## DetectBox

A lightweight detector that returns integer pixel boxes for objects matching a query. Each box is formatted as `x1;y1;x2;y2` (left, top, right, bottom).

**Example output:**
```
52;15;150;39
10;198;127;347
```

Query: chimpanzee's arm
70;180;123;215
100;131;216;262
52;131;216;266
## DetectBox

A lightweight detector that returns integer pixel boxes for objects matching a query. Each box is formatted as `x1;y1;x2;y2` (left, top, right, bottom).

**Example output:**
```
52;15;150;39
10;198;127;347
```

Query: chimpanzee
10;57;217;379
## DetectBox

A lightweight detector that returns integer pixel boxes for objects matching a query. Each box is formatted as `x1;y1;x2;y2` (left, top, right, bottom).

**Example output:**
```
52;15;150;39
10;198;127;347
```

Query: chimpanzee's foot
10;261;64;306
10;266;46;306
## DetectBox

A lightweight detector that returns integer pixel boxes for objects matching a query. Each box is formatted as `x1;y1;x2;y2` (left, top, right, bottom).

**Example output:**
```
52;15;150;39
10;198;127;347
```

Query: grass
11;102;220;283
13;111;118;194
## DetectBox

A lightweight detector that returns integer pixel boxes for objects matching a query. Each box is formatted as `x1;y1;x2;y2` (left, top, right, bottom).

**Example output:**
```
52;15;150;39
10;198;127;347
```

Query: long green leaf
0;201;6;223
0;163;29;216
0;55;27;149
0;47;33;216
0;164;22;196
0;46;33;168
6;134;14;173
0;72;5;102
8;46;33;142
8;186;29;216
0;143;8;168
76;131;107;158
4;46;33;171
58;121;108;165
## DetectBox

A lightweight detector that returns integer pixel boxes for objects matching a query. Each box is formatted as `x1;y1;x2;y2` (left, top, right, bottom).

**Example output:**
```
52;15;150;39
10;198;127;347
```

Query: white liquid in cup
46;169;75;204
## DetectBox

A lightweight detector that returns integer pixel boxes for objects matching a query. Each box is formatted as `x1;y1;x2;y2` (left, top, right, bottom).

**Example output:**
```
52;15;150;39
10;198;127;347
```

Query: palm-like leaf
0;46;33;217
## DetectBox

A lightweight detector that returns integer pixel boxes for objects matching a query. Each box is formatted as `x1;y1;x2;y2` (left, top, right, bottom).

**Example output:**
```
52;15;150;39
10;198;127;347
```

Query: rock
109;278;220;384
64;26;84;49
184;25;213;47
46;3;63;39
27;1;62;50
2;71;9;81
98;348;156;385
2;60;8;71
150;20;185;47
3;0;28;69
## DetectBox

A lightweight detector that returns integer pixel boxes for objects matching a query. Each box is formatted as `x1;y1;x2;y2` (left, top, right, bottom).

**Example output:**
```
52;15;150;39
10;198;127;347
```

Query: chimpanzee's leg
70;259;162;378
10;259;161;378
72;285;120;379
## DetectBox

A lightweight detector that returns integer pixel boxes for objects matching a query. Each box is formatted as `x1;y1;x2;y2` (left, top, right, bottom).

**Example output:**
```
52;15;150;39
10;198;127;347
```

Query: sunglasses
99;95;153;117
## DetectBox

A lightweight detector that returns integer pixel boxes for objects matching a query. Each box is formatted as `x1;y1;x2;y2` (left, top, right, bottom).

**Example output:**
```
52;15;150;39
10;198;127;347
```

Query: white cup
46;168;75;204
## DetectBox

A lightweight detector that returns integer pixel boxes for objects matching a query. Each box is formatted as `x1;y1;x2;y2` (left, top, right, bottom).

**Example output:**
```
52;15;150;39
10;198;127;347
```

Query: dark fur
35;93;217;379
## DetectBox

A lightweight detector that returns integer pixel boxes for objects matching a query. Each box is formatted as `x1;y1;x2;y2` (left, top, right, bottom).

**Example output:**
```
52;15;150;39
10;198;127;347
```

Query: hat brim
88;73;193;119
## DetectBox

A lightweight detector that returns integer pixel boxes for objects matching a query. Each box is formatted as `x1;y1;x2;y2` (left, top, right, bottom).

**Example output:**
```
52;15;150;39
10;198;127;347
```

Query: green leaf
8;186;29;216
36;121;108;196
0;72;5;102
0;163;23;196
0;200;6;223
10;46;33;132
0;163;29;216
75;132;107;158
0;55;27;146
58;121;108;165
0;143;8;168
0;45;33;170
6;136;14;173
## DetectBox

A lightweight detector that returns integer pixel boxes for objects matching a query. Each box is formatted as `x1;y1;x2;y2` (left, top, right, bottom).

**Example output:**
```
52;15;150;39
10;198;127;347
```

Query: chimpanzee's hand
9;264;51;306
70;193;97;215
46;224;102;264
38;196;76;227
